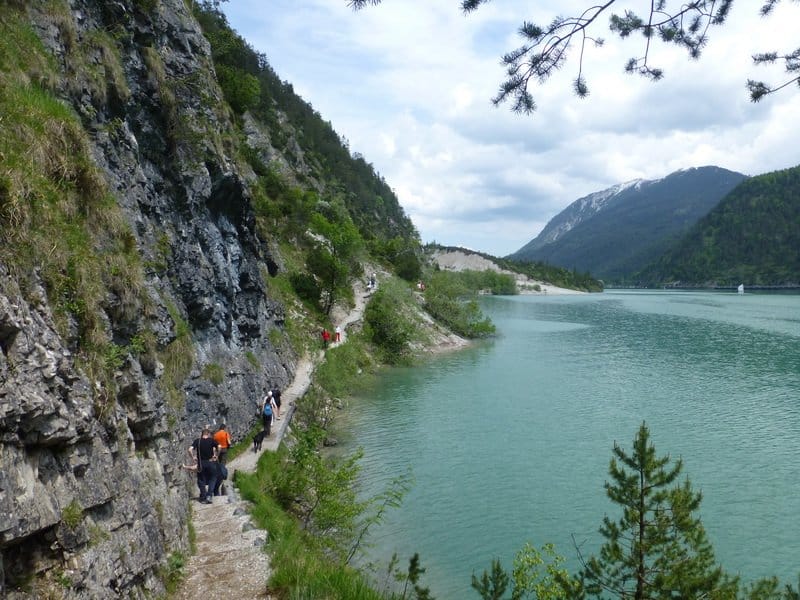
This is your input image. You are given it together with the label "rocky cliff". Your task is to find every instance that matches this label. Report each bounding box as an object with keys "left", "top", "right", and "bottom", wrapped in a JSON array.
[{"left": 0, "top": 1, "right": 300, "bottom": 597}]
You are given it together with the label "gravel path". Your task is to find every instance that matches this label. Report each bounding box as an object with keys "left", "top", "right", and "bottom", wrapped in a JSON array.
[{"left": 175, "top": 284, "right": 371, "bottom": 598}]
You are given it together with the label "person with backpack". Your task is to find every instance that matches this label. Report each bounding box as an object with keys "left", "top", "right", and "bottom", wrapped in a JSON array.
[
  {"left": 188, "top": 428, "right": 219, "bottom": 504},
  {"left": 261, "top": 391, "right": 277, "bottom": 436}
]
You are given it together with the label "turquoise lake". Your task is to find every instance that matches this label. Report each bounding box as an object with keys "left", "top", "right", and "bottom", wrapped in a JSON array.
[{"left": 336, "top": 290, "right": 800, "bottom": 598}]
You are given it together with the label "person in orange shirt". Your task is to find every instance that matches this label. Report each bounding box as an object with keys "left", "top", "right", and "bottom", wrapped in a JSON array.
[{"left": 213, "top": 424, "right": 232, "bottom": 465}]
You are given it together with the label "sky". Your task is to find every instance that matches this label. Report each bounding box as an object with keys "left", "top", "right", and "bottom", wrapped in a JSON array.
[{"left": 222, "top": 1, "right": 800, "bottom": 257}]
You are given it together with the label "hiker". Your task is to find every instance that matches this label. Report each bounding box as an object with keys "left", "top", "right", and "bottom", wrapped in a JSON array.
[
  {"left": 271, "top": 387, "right": 282, "bottom": 420},
  {"left": 212, "top": 460, "right": 228, "bottom": 496},
  {"left": 261, "top": 391, "right": 277, "bottom": 436},
  {"left": 213, "top": 424, "right": 232, "bottom": 465},
  {"left": 334, "top": 325, "right": 341, "bottom": 343},
  {"left": 189, "top": 428, "right": 219, "bottom": 504},
  {"left": 321, "top": 328, "right": 330, "bottom": 348}
]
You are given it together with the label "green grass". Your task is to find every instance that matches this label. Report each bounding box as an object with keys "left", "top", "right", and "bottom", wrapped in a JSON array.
[
  {"left": 61, "top": 500, "right": 83, "bottom": 529},
  {"left": 235, "top": 457, "right": 389, "bottom": 600},
  {"left": 0, "top": 9, "right": 149, "bottom": 414},
  {"left": 159, "top": 299, "right": 194, "bottom": 408},
  {"left": 245, "top": 350, "right": 260, "bottom": 369},
  {"left": 314, "top": 335, "right": 375, "bottom": 399},
  {"left": 160, "top": 551, "right": 186, "bottom": 594},
  {"left": 201, "top": 362, "right": 225, "bottom": 385}
]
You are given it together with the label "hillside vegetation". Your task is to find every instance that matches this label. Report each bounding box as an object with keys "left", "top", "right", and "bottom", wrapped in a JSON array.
[
  {"left": 637, "top": 165, "right": 800, "bottom": 287},
  {"left": 431, "top": 244, "right": 603, "bottom": 292},
  {"left": 509, "top": 166, "right": 746, "bottom": 283},
  {"left": 193, "top": 5, "right": 419, "bottom": 261}
]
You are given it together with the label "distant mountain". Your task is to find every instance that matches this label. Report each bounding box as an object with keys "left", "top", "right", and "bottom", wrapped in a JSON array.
[
  {"left": 636, "top": 164, "right": 800, "bottom": 287},
  {"left": 508, "top": 166, "right": 747, "bottom": 282}
]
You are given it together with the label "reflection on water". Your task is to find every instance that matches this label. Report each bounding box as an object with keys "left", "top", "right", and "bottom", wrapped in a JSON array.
[{"left": 337, "top": 291, "right": 800, "bottom": 599}]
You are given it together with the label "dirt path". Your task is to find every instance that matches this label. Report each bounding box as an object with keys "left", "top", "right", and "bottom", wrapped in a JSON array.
[
  {"left": 329, "top": 276, "right": 371, "bottom": 348},
  {"left": 175, "top": 285, "right": 371, "bottom": 598}
]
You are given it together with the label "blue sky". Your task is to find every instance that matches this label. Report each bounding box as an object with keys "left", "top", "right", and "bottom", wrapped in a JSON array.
[{"left": 223, "top": 1, "right": 800, "bottom": 256}]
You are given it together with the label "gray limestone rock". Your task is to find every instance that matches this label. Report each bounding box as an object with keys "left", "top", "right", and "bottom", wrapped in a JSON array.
[{"left": 0, "top": 0, "right": 297, "bottom": 597}]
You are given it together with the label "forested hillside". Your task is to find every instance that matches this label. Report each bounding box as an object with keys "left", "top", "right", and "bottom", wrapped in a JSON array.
[
  {"left": 194, "top": 5, "right": 419, "bottom": 255},
  {"left": 509, "top": 167, "right": 746, "bottom": 283},
  {"left": 637, "top": 165, "right": 800, "bottom": 287}
]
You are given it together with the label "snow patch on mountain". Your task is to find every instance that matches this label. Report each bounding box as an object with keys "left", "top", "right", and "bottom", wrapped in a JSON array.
[{"left": 538, "top": 179, "right": 643, "bottom": 245}]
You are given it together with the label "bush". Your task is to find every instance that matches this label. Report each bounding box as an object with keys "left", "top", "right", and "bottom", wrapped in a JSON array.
[
  {"left": 290, "top": 271, "right": 321, "bottom": 306},
  {"left": 423, "top": 272, "right": 496, "bottom": 339},
  {"left": 393, "top": 251, "right": 422, "bottom": 282},
  {"left": 364, "top": 287, "right": 413, "bottom": 364},
  {"left": 216, "top": 64, "right": 260, "bottom": 114},
  {"left": 61, "top": 500, "right": 83, "bottom": 529},
  {"left": 315, "top": 337, "right": 374, "bottom": 399}
]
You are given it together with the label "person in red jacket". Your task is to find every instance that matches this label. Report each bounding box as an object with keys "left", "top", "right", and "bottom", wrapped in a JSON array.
[{"left": 321, "top": 328, "right": 331, "bottom": 348}]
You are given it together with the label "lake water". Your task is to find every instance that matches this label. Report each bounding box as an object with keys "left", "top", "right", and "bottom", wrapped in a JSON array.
[{"left": 336, "top": 290, "right": 800, "bottom": 598}]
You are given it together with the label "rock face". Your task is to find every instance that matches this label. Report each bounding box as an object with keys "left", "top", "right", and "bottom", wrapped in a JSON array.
[{"left": 0, "top": 1, "right": 295, "bottom": 597}]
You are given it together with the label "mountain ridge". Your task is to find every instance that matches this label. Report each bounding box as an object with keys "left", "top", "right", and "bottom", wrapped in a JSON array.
[{"left": 508, "top": 166, "right": 748, "bottom": 282}]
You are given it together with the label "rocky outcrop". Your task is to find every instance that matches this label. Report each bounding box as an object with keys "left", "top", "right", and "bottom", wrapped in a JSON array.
[{"left": 0, "top": 1, "right": 295, "bottom": 597}]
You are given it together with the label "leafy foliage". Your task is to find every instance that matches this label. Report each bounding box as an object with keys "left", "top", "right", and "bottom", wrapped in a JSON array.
[
  {"left": 421, "top": 271, "right": 497, "bottom": 338},
  {"left": 313, "top": 335, "right": 375, "bottom": 401},
  {"left": 472, "top": 559, "right": 509, "bottom": 600},
  {"left": 637, "top": 165, "right": 800, "bottom": 287},
  {"left": 370, "top": 236, "right": 424, "bottom": 282},
  {"left": 472, "top": 544, "right": 579, "bottom": 600},
  {"left": 215, "top": 64, "right": 260, "bottom": 113},
  {"left": 364, "top": 283, "right": 415, "bottom": 364},
  {"left": 307, "top": 210, "right": 364, "bottom": 314},
  {"left": 441, "top": 269, "right": 517, "bottom": 295},
  {"left": 510, "top": 543, "right": 578, "bottom": 600}
]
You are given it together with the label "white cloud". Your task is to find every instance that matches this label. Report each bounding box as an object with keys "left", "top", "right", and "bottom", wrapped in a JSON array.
[{"left": 224, "top": 0, "right": 800, "bottom": 256}]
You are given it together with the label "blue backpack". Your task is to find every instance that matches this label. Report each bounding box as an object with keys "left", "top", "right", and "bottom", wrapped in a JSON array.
[{"left": 263, "top": 398, "right": 272, "bottom": 416}]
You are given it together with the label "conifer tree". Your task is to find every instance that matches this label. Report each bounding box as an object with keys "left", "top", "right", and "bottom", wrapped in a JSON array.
[{"left": 579, "top": 422, "right": 736, "bottom": 599}]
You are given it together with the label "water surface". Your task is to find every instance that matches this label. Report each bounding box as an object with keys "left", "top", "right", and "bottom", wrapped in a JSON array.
[{"left": 337, "top": 290, "right": 800, "bottom": 598}]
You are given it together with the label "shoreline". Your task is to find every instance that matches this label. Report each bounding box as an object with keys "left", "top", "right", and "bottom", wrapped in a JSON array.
[{"left": 430, "top": 248, "right": 587, "bottom": 295}]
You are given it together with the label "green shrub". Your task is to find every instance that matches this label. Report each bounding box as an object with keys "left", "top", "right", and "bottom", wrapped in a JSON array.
[
  {"left": 314, "top": 336, "right": 374, "bottom": 398},
  {"left": 216, "top": 64, "right": 260, "bottom": 114},
  {"left": 61, "top": 500, "right": 83, "bottom": 529},
  {"left": 161, "top": 551, "right": 186, "bottom": 594},
  {"left": 364, "top": 287, "right": 413, "bottom": 364},
  {"left": 393, "top": 250, "right": 422, "bottom": 282},
  {"left": 423, "top": 272, "right": 496, "bottom": 339},
  {"left": 290, "top": 271, "right": 321, "bottom": 307},
  {"left": 235, "top": 439, "right": 419, "bottom": 599}
]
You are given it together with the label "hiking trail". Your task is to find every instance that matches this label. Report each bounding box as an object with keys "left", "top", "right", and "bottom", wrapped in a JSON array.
[{"left": 174, "top": 278, "right": 373, "bottom": 598}]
